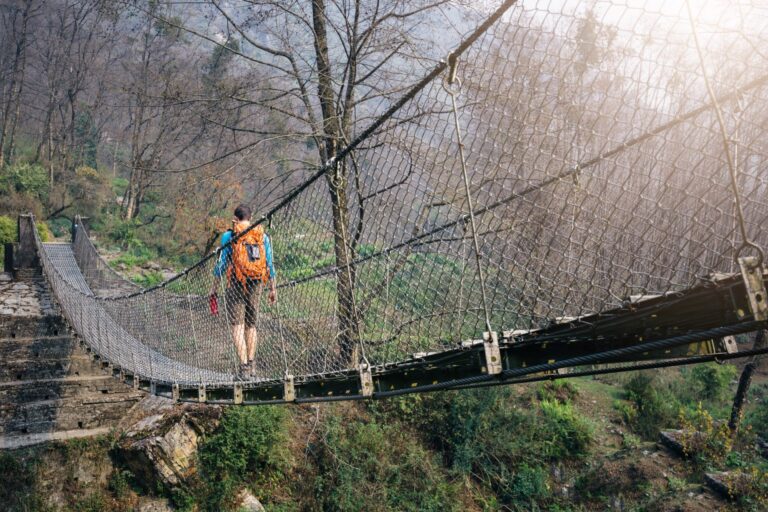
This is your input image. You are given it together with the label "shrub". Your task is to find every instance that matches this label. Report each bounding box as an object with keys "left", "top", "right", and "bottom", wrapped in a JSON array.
[
  {"left": 107, "top": 218, "right": 143, "bottom": 249},
  {"left": 503, "top": 464, "right": 550, "bottom": 505},
  {"left": 537, "top": 379, "right": 578, "bottom": 404},
  {"left": 538, "top": 400, "right": 594, "bottom": 460},
  {"left": 0, "top": 452, "right": 40, "bottom": 511},
  {"left": 314, "top": 417, "right": 461, "bottom": 512},
  {"left": 686, "top": 363, "right": 737, "bottom": 402},
  {"left": 0, "top": 215, "right": 16, "bottom": 263},
  {"left": 372, "top": 388, "right": 591, "bottom": 510},
  {"left": 108, "top": 469, "right": 134, "bottom": 499},
  {"left": 36, "top": 221, "right": 51, "bottom": 242},
  {"left": 196, "top": 406, "right": 288, "bottom": 511},
  {"left": 0, "top": 162, "right": 48, "bottom": 200},
  {"left": 746, "top": 399, "right": 768, "bottom": 440},
  {"left": 724, "top": 467, "right": 768, "bottom": 510},
  {"left": 678, "top": 403, "right": 733, "bottom": 468},
  {"left": 621, "top": 372, "right": 679, "bottom": 439}
]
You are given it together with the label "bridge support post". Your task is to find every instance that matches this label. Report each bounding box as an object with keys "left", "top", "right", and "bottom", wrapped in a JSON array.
[
  {"left": 172, "top": 383, "right": 180, "bottom": 401},
  {"left": 359, "top": 364, "right": 374, "bottom": 397},
  {"left": 738, "top": 256, "right": 768, "bottom": 321},
  {"left": 284, "top": 375, "right": 295, "bottom": 402},
  {"left": 483, "top": 331, "right": 502, "bottom": 375},
  {"left": 198, "top": 385, "right": 207, "bottom": 403},
  {"left": 233, "top": 384, "right": 243, "bottom": 404},
  {"left": 16, "top": 214, "right": 38, "bottom": 269}
]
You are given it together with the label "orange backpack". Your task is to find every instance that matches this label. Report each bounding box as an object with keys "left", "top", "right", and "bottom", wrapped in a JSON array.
[{"left": 229, "top": 222, "right": 268, "bottom": 286}]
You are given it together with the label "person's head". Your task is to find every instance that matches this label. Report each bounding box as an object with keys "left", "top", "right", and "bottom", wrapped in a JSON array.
[{"left": 233, "top": 204, "right": 251, "bottom": 222}]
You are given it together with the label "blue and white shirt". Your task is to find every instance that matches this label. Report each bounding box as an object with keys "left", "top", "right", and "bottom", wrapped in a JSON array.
[{"left": 213, "top": 229, "right": 275, "bottom": 280}]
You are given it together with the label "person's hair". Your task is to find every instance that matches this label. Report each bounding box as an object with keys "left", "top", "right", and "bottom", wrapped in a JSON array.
[{"left": 234, "top": 204, "right": 251, "bottom": 221}]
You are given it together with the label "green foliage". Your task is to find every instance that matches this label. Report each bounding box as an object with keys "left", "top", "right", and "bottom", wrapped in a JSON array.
[
  {"left": 36, "top": 221, "right": 51, "bottom": 242},
  {"left": 314, "top": 416, "right": 461, "bottom": 512},
  {"left": 206, "top": 37, "right": 240, "bottom": 77},
  {"left": 371, "top": 388, "right": 592, "bottom": 510},
  {"left": 112, "top": 177, "right": 129, "bottom": 195},
  {"left": 746, "top": 397, "right": 768, "bottom": 440},
  {"left": 679, "top": 403, "right": 733, "bottom": 469},
  {"left": 0, "top": 452, "right": 42, "bottom": 512},
  {"left": 273, "top": 223, "right": 335, "bottom": 281},
  {"left": 538, "top": 400, "right": 594, "bottom": 460},
  {"left": 536, "top": 379, "right": 578, "bottom": 403},
  {"left": 503, "top": 464, "right": 550, "bottom": 505},
  {"left": 687, "top": 363, "right": 737, "bottom": 402},
  {"left": 195, "top": 406, "right": 288, "bottom": 511},
  {"left": 70, "top": 492, "right": 107, "bottom": 512},
  {"left": 0, "top": 162, "right": 48, "bottom": 200},
  {"left": 724, "top": 467, "right": 768, "bottom": 511},
  {"left": 620, "top": 372, "right": 680, "bottom": 439},
  {"left": 132, "top": 270, "right": 163, "bottom": 288},
  {"left": 0, "top": 215, "right": 16, "bottom": 262},
  {"left": 107, "top": 469, "right": 134, "bottom": 499}
]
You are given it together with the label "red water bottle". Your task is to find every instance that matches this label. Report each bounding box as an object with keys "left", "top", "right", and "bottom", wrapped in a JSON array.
[{"left": 209, "top": 293, "right": 219, "bottom": 316}]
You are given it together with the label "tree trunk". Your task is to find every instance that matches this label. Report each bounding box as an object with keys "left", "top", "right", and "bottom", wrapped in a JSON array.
[
  {"left": 6, "top": 29, "right": 29, "bottom": 166},
  {"left": 729, "top": 330, "right": 767, "bottom": 433},
  {"left": 0, "top": 1, "right": 31, "bottom": 169},
  {"left": 312, "top": 0, "right": 359, "bottom": 365}
]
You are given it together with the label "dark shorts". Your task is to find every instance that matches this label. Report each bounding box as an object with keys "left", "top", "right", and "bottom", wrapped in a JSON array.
[{"left": 225, "top": 280, "right": 263, "bottom": 327}]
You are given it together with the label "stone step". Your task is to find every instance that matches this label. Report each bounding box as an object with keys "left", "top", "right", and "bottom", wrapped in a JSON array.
[
  {"left": 0, "top": 375, "right": 136, "bottom": 403},
  {"left": 0, "top": 314, "right": 67, "bottom": 338},
  {"left": 13, "top": 268, "right": 43, "bottom": 279},
  {"left": 0, "top": 354, "right": 110, "bottom": 382},
  {"left": 0, "top": 427, "right": 112, "bottom": 450},
  {"left": 0, "top": 393, "right": 143, "bottom": 435},
  {"left": 0, "top": 335, "right": 79, "bottom": 359}
]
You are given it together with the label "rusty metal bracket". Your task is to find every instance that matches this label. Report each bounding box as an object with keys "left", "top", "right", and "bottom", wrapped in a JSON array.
[
  {"left": 719, "top": 336, "right": 739, "bottom": 354},
  {"left": 739, "top": 256, "right": 768, "bottom": 321},
  {"left": 284, "top": 375, "right": 296, "bottom": 402},
  {"left": 359, "top": 363, "right": 374, "bottom": 397},
  {"left": 483, "top": 331, "right": 502, "bottom": 375}
]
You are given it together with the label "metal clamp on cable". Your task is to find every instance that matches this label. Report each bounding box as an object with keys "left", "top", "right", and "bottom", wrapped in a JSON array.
[
  {"left": 483, "top": 331, "right": 502, "bottom": 375},
  {"left": 359, "top": 363, "right": 374, "bottom": 397},
  {"left": 284, "top": 375, "right": 296, "bottom": 402},
  {"left": 738, "top": 256, "right": 768, "bottom": 322}
]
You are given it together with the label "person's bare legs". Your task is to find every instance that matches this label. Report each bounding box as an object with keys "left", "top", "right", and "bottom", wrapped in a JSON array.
[
  {"left": 246, "top": 327, "right": 257, "bottom": 361},
  {"left": 233, "top": 323, "right": 247, "bottom": 365},
  {"left": 246, "top": 284, "right": 262, "bottom": 369}
]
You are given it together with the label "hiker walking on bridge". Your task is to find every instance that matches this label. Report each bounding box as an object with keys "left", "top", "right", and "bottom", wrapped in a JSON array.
[{"left": 210, "top": 205, "right": 277, "bottom": 376}]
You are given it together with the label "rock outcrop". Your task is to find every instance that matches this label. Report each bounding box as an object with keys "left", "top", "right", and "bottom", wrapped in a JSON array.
[{"left": 115, "top": 403, "right": 221, "bottom": 489}]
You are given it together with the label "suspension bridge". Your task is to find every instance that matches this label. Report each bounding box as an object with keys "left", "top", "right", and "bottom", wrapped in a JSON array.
[{"left": 16, "top": 0, "right": 768, "bottom": 405}]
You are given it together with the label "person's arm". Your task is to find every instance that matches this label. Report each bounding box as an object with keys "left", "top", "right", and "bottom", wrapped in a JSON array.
[
  {"left": 210, "top": 230, "right": 232, "bottom": 296},
  {"left": 265, "top": 233, "right": 277, "bottom": 303}
]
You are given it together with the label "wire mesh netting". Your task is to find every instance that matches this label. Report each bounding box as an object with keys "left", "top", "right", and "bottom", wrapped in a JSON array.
[{"left": 33, "top": 0, "right": 768, "bottom": 387}]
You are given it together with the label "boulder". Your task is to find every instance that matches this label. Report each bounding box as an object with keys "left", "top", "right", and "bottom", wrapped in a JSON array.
[
  {"left": 238, "top": 489, "right": 266, "bottom": 512},
  {"left": 115, "top": 404, "right": 221, "bottom": 490},
  {"left": 137, "top": 497, "right": 174, "bottom": 512}
]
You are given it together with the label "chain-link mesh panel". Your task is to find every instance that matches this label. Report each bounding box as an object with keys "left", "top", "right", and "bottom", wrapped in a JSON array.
[{"left": 32, "top": 0, "right": 768, "bottom": 388}]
